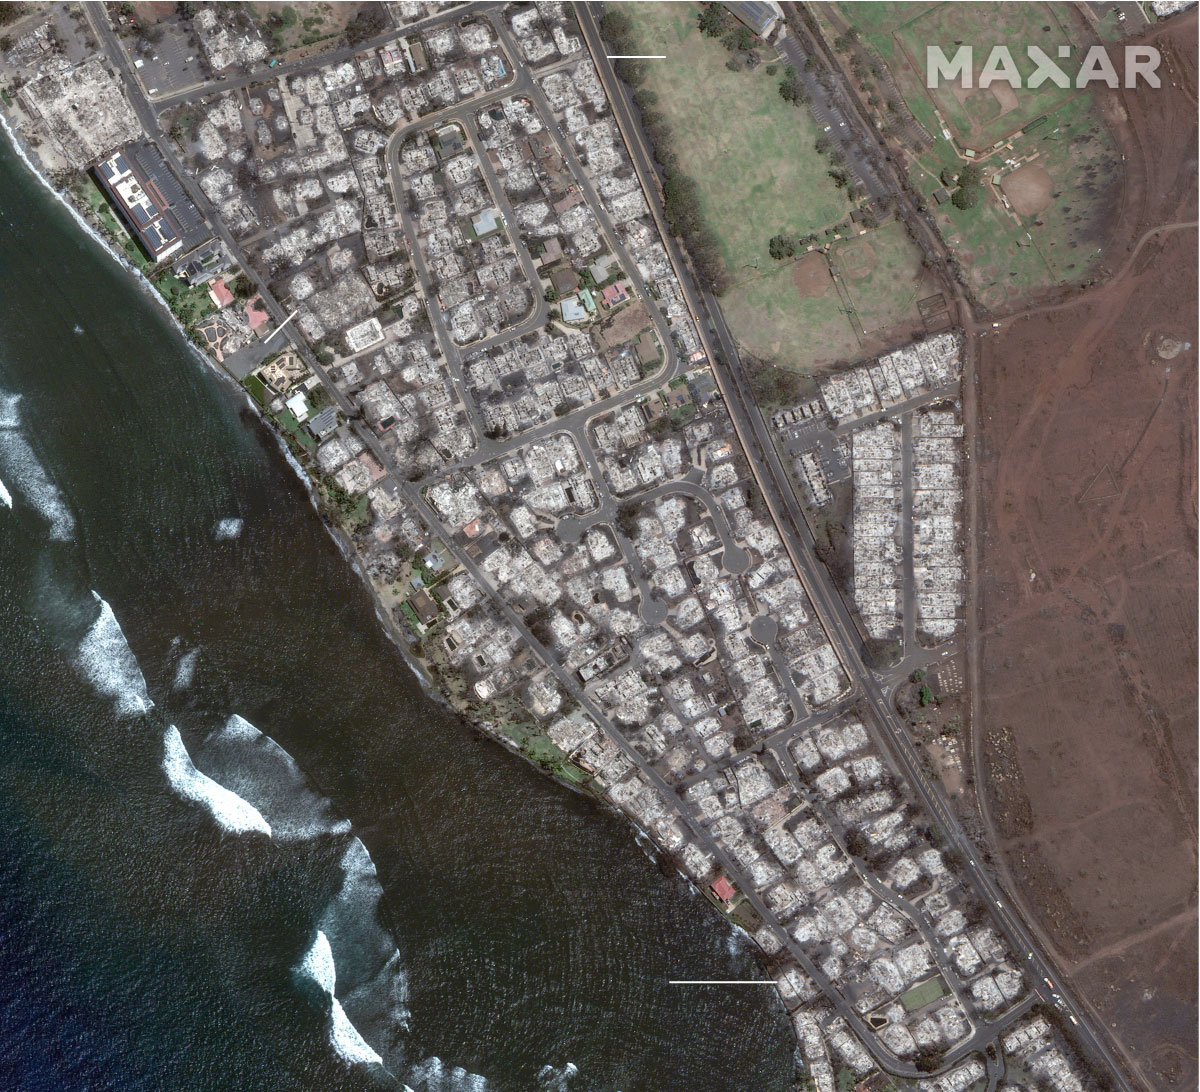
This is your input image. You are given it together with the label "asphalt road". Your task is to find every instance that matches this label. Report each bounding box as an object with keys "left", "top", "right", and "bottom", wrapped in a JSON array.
[
  {"left": 576, "top": 5, "right": 1136, "bottom": 1089},
  {"left": 143, "top": 2, "right": 490, "bottom": 112},
  {"left": 86, "top": 0, "right": 1137, "bottom": 1084}
]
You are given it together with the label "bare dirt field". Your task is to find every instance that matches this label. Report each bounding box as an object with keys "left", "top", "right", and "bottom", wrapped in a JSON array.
[
  {"left": 791, "top": 251, "right": 835, "bottom": 298},
  {"left": 1001, "top": 163, "right": 1053, "bottom": 218},
  {"left": 974, "top": 14, "right": 1198, "bottom": 1091}
]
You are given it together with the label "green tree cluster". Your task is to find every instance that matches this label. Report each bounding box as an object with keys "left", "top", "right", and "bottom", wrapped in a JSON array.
[
  {"left": 778, "top": 65, "right": 806, "bottom": 105},
  {"left": 767, "top": 231, "right": 818, "bottom": 260},
  {"left": 944, "top": 162, "right": 984, "bottom": 210}
]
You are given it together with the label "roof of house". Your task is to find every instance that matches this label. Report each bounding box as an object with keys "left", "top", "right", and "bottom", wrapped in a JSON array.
[
  {"left": 588, "top": 254, "right": 617, "bottom": 282},
  {"left": 208, "top": 277, "right": 234, "bottom": 308},
  {"left": 710, "top": 876, "right": 737, "bottom": 901},
  {"left": 560, "top": 296, "right": 588, "bottom": 323},
  {"left": 306, "top": 406, "right": 338, "bottom": 437},
  {"left": 537, "top": 237, "right": 564, "bottom": 266},
  {"left": 246, "top": 296, "right": 271, "bottom": 331},
  {"left": 285, "top": 391, "right": 309, "bottom": 422},
  {"left": 471, "top": 207, "right": 499, "bottom": 237},
  {"left": 601, "top": 281, "right": 629, "bottom": 306},
  {"left": 550, "top": 266, "right": 580, "bottom": 294},
  {"left": 409, "top": 589, "right": 440, "bottom": 626},
  {"left": 723, "top": 1, "right": 780, "bottom": 37}
]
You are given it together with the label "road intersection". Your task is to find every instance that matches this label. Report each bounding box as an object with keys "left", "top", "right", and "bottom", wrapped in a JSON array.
[{"left": 84, "top": 1, "right": 1136, "bottom": 1086}]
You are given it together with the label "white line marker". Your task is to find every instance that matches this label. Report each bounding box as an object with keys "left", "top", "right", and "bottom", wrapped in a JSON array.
[
  {"left": 263, "top": 309, "right": 299, "bottom": 344},
  {"left": 667, "top": 984, "right": 777, "bottom": 993},
  {"left": 606, "top": 54, "right": 667, "bottom": 59}
]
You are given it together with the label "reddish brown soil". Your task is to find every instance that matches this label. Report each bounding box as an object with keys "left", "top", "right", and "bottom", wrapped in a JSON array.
[
  {"left": 1001, "top": 163, "right": 1053, "bottom": 218},
  {"left": 974, "top": 12, "right": 1198, "bottom": 1092},
  {"left": 791, "top": 251, "right": 834, "bottom": 297}
]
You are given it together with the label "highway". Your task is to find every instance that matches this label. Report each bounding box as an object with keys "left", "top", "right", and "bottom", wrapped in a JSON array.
[
  {"left": 86, "top": 0, "right": 1136, "bottom": 1084},
  {"left": 576, "top": 6, "right": 1136, "bottom": 1091}
]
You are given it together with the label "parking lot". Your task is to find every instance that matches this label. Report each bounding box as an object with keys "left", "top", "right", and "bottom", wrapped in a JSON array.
[{"left": 131, "top": 22, "right": 204, "bottom": 98}]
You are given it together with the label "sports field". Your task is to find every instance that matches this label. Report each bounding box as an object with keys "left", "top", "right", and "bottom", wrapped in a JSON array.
[
  {"left": 899, "top": 976, "right": 945, "bottom": 1012},
  {"left": 893, "top": 2, "right": 1077, "bottom": 148},
  {"left": 721, "top": 256, "right": 862, "bottom": 368},
  {"left": 925, "top": 93, "right": 1122, "bottom": 307},
  {"left": 831, "top": 221, "right": 936, "bottom": 339},
  {"left": 625, "top": 4, "right": 858, "bottom": 366},
  {"left": 836, "top": 1, "right": 1124, "bottom": 309}
]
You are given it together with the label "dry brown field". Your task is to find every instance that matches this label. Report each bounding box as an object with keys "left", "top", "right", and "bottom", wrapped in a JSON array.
[{"left": 975, "top": 13, "right": 1198, "bottom": 1091}]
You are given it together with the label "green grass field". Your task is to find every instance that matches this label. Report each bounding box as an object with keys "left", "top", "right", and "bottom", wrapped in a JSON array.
[
  {"left": 838, "top": 1, "right": 1124, "bottom": 310},
  {"left": 626, "top": 4, "right": 860, "bottom": 366},
  {"left": 628, "top": 4, "right": 855, "bottom": 270},
  {"left": 721, "top": 260, "right": 862, "bottom": 368},
  {"left": 899, "top": 976, "right": 946, "bottom": 1011},
  {"left": 928, "top": 92, "right": 1121, "bottom": 307},
  {"left": 832, "top": 220, "right": 932, "bottom": 338},
  {"left": 892, "top": 2, "right": 1077, "bottom": 147}
]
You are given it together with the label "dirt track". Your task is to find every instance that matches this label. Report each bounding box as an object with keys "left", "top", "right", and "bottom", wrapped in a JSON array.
[{"left": 974, "top": 12, "right": 1198, "bottom": 1092}]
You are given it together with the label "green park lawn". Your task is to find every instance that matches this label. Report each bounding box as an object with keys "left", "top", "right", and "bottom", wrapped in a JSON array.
[
  {"left": 832, "top": 220, "right": 932, "bottom": 339},
  {"left": 627, "top": 3, "right": 855, "bottom": 272},
  {"left": 721, "top": 262, "right": 862, "bottom": 368},
  {"left": 837, "top": 1, "right": 1124, "bottom": 310},
  {"left": 626, "top": 3, "right": 860, "bottom": 367}
]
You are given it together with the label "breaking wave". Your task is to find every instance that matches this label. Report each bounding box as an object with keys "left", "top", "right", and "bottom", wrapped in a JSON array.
[
  {"left": 0, "top": 390, "right": 18, "bottom": 429},
  {"left": 0, "top": 391, "right": 75, "bottom": 540},
  {"left": 299, "top": 930, "right": 384, "bottom": 1070},
  {"left": 406, "top": 1057, "right": 490, "bottom": 1092},
  {"left": 77, "top": 592, "right": 152, "bottom": 718},
  {"left": 213, "top": 517, "right": 244, "bottom": 541},
  {"left": 0, "top": 475, "right": 11, "bottom": 509},
  {"left": 191, "top": 714, "right": 411, "bottom": 1073},
  {"left": 172, "top": 647, "right": 200, "bottom": 690},
  {"left": 193, "top": 714, "right": 350, "bottom": 842},
  {"left": 537, "top": 1062, "right": 580, "bottom": 1092},
  {"left": 161, "top": 725, "right": 272, "bottom": 837},
  {"left": 62, "top": 594, "right": 501, "bottom": 1087}
]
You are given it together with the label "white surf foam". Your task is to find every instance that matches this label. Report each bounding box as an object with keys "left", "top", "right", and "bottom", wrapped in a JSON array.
[
  {"left": 218, "top": 712, "right": 262, "bottom": 744},
  {"left": 172, "top": 648, "right": 200, "bottom": 691},
  {"left": 0, "top": 476, "right": 11, "bottom": 509},
  {"left": 199, "top": 714, "right": 352, "bottom": 841},
  {"left": 77, "top": 593, "right": 152, "bottom": 717},
  {"left": 213, "top": 517, "right": 244, "bottom": 541},
  {"left": 299, "top": 930, "right": 383, "bottom": 1069},
  {"left": 162, "top": 725, "right": 272, "bottom": 837},
  {"left": 0, "top": 416, "right": 76, "bottom": 540},
  {"left": 407, "top": 1056, "right": 490, "bottom": 1091},
  {"left": 0, "top": 391, "right": 19, "bottom": 430},
  {"left": 192, "top": 717, "right": 406, "bottom": 1065},
  {"left": 536, "top": 1062, "right": 580, "bottom": 1091}
]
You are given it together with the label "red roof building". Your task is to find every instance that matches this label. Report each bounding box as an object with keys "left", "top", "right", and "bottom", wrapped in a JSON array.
[
  {"left": 207, "top": 277, "right": 234, "bottom": 309},
  {"left": 710, "top": 876, "right": 737, "bottom": 902},
  {"left": 246, "top": 295, "right": 270, "bottom": 331},
  {"left": 601, "top": 281, "right": 630, "bottom": 308}
]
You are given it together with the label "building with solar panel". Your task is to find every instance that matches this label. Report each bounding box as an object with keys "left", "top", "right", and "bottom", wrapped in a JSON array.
[{"left": 93, "top": 141, "right": 209, "bottom": 262}]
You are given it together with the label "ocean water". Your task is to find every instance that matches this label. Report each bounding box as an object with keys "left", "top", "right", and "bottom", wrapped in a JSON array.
[{"left": 0, "top": 135, "right": 795, "bottom": 1091}]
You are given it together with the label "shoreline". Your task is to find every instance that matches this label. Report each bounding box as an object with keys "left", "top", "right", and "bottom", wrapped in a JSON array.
[
  {"left": 0, "top": 117, "right": 591, "bottom": 795},
  {"left": 0, "top": 104, "right": 785, "bottom": 1037}
]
